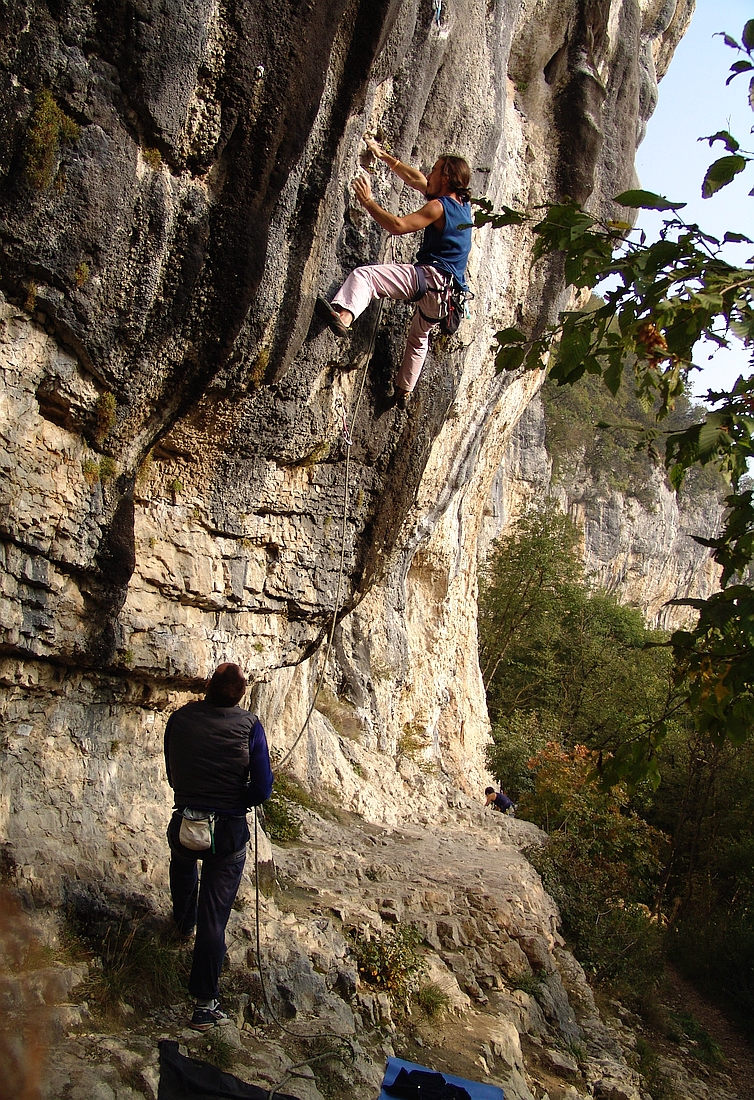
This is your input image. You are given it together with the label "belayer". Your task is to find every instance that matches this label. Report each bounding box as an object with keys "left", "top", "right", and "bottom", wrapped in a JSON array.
[{"left": 317, "top": 136, "right": 472, "bottom": 407}]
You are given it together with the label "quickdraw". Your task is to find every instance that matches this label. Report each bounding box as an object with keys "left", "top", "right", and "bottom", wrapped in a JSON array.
[{"left": 334, "top": 395, "right": 354, "bottom": 447}]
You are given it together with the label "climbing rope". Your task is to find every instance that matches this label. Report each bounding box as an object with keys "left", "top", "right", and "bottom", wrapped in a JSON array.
[
  {"left": 276, "top": 283, "right": 386, "bottom": 770},
  {"left": 258, "top": 269, "right": 390, "bottom": 1094},
  {"left": 252, "top": 203, "right": 403, "bottom": 1100}
]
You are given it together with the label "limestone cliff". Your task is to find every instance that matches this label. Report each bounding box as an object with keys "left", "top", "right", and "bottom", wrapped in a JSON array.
[
  {"left": 0, "top": 0, "right": 698, "bottom": 893},
  {"left": 485, "top": 392, "right": 725, "bottom": 630},
  {"left": 2, "top": 6, "right": 736, "bottom": 1098}
]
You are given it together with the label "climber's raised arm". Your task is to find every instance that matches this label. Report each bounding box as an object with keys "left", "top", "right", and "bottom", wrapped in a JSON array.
[
  {"left": 352, "top": 172, "right": 442, "bottom": 236},
  {"left": 364, "top": 136, "right": 429, "bottom": 193}
]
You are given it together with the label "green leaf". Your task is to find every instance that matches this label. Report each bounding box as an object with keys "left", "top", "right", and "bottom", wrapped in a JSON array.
[
  {"left": 743, "top": 19, "right": 754, "bottom": 50},
  {"left": 723, "top": 231, "right": 753, "bottom": 244},
  {"left": 702, "top": 155, "right": 747, "bottom": 198},
  {"left": 472, "top": 204, "right": 528, "bottom": 229},
  {"left": 495, "top": 327, "right": 527, "bottom": 344},
  {"left": 495, "top": 344, "right": 526, "bottom": 373},
  {"left": 696, "top": 416, "right": 730, "bottom": 459},
  {"left": 700, "top": 131, "right": 740, "bottom": 153},
  {"left": 603, "top": 359, "right": 622, "bottom": 396},
  {"left": 525, "top": 345, "right": 545, "bottom": 372},
  {"left": 726, "top": 59, "right": 754, "bottom": 83},
  {"left": 614, "top": 189, "right": 686, "bottom": 211}
]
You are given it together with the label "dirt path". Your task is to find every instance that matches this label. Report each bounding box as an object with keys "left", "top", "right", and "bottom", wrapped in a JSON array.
[{"left": 658, "top": 967, "right": 754, "bottom": 1100}]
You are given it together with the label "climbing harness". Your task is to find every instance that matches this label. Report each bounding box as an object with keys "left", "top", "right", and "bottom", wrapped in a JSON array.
[{"left": 413, "top": 264, "right": 474, "bottom": 336}]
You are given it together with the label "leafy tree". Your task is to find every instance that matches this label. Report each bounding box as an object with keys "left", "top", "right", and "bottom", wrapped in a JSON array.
[
  {"left": 478, "top": 504, "right": 582, "bottom": 698},
  {"left": 481, "top": 504, "right": 678, "bottom": 790},
  {"left": 475, "top": 20, "right": 754, "bottom": 779},
  {"left": 522, "top": 742, "right": 666, "bottom": 996},
  {"left": 541, "top": 353, "right": 730, "bottom": 506}
]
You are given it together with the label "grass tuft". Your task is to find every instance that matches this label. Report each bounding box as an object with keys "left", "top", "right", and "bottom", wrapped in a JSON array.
[
  {"left": 95, "top": 392, "right": 116, "bottom": 441},
  {"left": 66, "top": 904, "right": 191, "bottom": 1020},
  {"left": 416, "top": 982, "right": 451, "bottom": 1018}
]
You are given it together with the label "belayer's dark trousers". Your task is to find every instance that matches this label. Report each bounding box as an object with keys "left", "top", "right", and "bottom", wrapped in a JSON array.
[{"left": 167, "top": 813, "right": 249, "bottom": 1001}]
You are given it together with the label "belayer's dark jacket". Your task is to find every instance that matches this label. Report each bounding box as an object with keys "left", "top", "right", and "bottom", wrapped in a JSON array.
[{"left": 164, "top": 700, "right": 273, "bottom": 814}]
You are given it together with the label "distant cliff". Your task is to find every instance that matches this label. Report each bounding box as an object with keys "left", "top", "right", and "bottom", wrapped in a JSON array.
[{"left": 484, "top": 374, "right": 724, "bottom": 630}]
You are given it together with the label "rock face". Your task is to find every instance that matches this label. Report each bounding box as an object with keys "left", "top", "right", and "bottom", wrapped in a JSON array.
[
  {"left": 486, "top": 394, "right": 724, "bottom": 630},
  {"left": 0, "top": 9, "right": 731, "bottom": 1098},
  {"left": 3, "top": 800, "right": 743, "bottom": 1100},
  {"left": 0, "top": 0, "right": 697, "bottom": 892}
]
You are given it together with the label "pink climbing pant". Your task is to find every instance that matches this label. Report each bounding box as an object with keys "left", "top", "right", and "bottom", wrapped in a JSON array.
[{"left": 332, "top": 262, "right": 447, "bottom": 393}]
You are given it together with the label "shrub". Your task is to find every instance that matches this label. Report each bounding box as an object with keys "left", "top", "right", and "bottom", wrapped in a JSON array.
[
  {"left": 485, "top": 711, "right": 550, "bottom": 801},
  {"left": 349, "top": 923, "right": 426, "bottom": 1010},
  {"left": 522, "top": 742, "right": 666, "bottom": 1001},
  {"left": 397, "top": 724, "right": 433, "bottom": 773},
  {"left": 82, "top": 458, "right": 100, "bottom": 485},
  {"left": 263, "top": 771, "right": 321, "bottom": 842},
  {"left": 263, "top": 789, "right": 302, "bottom": 843},
  {"left": 509, "top": 970, "right": 542, "bottom": 997}
]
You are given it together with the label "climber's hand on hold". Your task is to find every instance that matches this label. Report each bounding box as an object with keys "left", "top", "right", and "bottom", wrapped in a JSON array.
[
  {"left": 364, "top": 135, "right": 388, "bottom": 161},
  {"left": 352, "top": 172, "right": 373, "bottom": 208}
]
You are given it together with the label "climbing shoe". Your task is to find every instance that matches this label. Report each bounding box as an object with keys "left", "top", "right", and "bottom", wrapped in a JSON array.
[
  {"left": 190, "top": 1000, "right": 231, "bottom": 1031},
  {"left": 394, "top": 387, "right": 412, "bottom": 410},
  {"left": 315, "top": 296, "right": 350, "bottom": 337}
]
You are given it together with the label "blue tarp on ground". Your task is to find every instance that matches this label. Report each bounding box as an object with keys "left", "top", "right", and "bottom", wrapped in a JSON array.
[{"left": 379, "top": 1056, "right": 505, "bottom": 1100}]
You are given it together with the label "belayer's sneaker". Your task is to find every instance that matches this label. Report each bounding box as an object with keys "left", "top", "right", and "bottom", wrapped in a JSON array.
[
  {"left": 315, "top": 295, "right": 350, "bottom": 337},
  {"left": 190, "top": 1000, "right": 232, "bottom": 1031}
]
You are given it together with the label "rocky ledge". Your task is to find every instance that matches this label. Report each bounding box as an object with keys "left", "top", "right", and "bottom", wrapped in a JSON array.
[{"left": 2, "top": 796, "right": 743, "bottom": 1100}]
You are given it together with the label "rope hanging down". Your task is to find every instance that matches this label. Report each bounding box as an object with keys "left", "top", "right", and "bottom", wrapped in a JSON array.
[
  {"left": 253, "top": 213, "right": 400, "bottom": 1100},
  {"left": 276, "top": 293, "right": 384, "bottom": 770}
]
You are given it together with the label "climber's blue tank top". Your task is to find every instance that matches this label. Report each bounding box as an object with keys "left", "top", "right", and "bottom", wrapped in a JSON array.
[{"left": 415, "top": 195, "right": 472, "bottom": 290}]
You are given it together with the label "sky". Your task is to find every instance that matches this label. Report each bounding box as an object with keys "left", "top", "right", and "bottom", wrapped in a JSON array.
[{"left": 633, "top": 0, "right": 753, "bottom": 399}]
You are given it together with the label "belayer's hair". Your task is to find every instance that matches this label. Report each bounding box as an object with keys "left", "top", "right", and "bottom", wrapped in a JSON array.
[
  {"left": 206, "top": 662, "right": 247, "bottom": 707},
  {"left": 485, "top": 787, "right": 495, "bottom": 795},
  {"left": 440, "top": 155, "right": 472, "bottom": 202}
]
